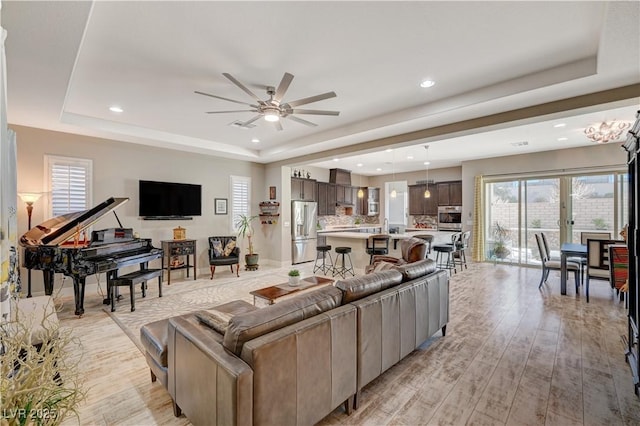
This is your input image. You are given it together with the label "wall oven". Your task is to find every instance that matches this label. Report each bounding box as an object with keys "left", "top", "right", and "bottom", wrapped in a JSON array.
[
  {"left": 438, "top": 206, "right": 462, "bottom": 231},
  {"left": 367, "top": 201, "right": 379, "bottom": 216}
]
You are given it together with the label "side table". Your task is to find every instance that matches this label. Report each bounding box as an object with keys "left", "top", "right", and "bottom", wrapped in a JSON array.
[{"left": 161, "top": 239, "right": 196, "bottom": 285}]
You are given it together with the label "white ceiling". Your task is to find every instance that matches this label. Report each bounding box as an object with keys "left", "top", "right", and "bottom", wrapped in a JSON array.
[{"left": 3, "top": 1, "right": 639, "bottom": 173}]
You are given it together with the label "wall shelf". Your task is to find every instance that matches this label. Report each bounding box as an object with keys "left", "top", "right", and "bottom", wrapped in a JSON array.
[{"left": 259, "top": 202, "right": 280, "bottom": 224}]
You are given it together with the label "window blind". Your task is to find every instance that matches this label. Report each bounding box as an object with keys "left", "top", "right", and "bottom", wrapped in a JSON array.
[
  {"left": 230, "top": 175, "right": 251, "bottom": 231},
  {"left": 45, "top": 156, "right": 92, "bottom": 217}
]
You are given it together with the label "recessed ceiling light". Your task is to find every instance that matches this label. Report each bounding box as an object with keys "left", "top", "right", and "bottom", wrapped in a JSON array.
[
  {"left": 553, "top": 123, "right": 566, "bottom": 128},
  {"left": 558, "top": 137, "right": 568, "bottom": 141},
  {"left": 420, "top": 80, "right": 435, "bottom": 88},
  {"left": 376, "top": 168, "right": 382, "bottom": 171},
  {"left": 333, "top": 158, "right": 340, "bottom": 162},
  {"left": 407, "top": 155, "right": 414, "bottom": 160},
  {"left": 251, "top": 138, "right": 260, "bottom": 143},
  {"left": 356, "top": 163, "right": 363, "bottom": 167},
  {"left": 385, "top": 148, "right": 393, "bottom": 153},
  {"left": 109, "top": 106, "right": 123, "bottom": 113},
  {"left": 423, "top": 161, "right": 431, "bottom": 165}
]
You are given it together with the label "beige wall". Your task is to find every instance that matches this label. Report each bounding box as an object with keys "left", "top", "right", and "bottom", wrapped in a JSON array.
[{"left": 12, "top": 125, "right": 275, "bottom": 295}]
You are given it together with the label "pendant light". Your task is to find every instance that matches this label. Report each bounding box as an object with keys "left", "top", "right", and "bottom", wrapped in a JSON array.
[
  {"left": 423, "top": 145, "right": 431, "bottom": 198},
  {"left": 357, "top": 160, "right": 364, "bottom": 198}
]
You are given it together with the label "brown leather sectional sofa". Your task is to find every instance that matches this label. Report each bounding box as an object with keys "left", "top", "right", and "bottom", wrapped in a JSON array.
[{"left": 146, "top": 258, "right": 449, "bottom": 426}]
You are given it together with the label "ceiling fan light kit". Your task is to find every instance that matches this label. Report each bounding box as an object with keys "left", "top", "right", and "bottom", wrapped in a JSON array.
[{"left": 196, "top": 72, "right": 339, "bottom": 131}]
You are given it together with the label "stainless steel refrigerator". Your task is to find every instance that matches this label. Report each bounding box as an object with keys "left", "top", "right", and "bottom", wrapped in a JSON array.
[{"left": 291, "top": 200, "right": 318, "bottom": 264}]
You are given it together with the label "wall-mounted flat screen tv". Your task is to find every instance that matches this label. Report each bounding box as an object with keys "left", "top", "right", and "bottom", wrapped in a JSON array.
[{"left": 139, "top": 180, "right": 202, "bottom": 219}]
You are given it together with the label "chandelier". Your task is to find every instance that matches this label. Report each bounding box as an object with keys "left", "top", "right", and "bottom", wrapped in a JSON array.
[{"left": 584, "top": 120, "right": 631, "bottom": 144}]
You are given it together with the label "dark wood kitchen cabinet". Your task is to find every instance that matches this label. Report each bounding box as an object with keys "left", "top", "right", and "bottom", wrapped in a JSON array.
[
  {"left": 316, "top": 182, "right": 336, "bottom": 216},
  {"left": 336, "top": 185, "right": 353, "bottom": 205},
  {"left": 291, "top": 178, "right": 317, "bottom": 201},
  {"left": 409, "top": 183, "right": 438, "bottom": 215},
  {"left": 437, "top": 181, "right": 462, "bottom": 206}
]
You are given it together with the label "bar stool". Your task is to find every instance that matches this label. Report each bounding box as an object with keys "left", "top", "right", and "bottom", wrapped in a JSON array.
[
  {"left": 452, "top": 231, "right": 470, "bottom": 270},
  {"left": 366, "top": 234, "right": 390, "bottom": 264},
  {"left": 313, "top": 245, "right": 334, "bottom": 275},
  {"left": 433, "top": 233, "right": 461, "bottom": 275},
  {"left": 333, "top": 246, "right": 355, "bottom": 278}
]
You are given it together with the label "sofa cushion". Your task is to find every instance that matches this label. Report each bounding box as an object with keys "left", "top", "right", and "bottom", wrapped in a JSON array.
[
  {"left": 393, "top": 259, "right": 437, "bottom": 281},
  {"left": 335, "top": 270, "right": 403, "bottom": 304},
  {"left": 196, "top": 309, "right": 233, "bottom": 334},
  {"left": 211, "top": 239, "right": 224, "bottom": 256},
  {"left": 223, "top": 286, "right": 343, "bottom": 356},
  {"left": 223, "top": 239, "right": 236, "bottom": 256}
]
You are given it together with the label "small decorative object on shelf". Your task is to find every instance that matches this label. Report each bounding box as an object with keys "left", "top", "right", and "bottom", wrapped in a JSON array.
[
  {"left": 173, "top": 226, "right": 186, "bottom": 240},
  {"left": 306, "top": 171, "right": 311, "bottom": 179}
]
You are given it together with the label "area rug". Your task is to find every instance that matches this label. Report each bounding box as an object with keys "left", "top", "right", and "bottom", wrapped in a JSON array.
[{"left": 105, "top": 264, "right": 319, "bottom": 352}]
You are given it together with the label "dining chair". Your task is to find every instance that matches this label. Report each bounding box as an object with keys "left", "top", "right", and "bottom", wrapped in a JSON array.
[
  {"left": 534, "top": 234, "right": 580, "bottom": 291},
  {"left": 541, "top": 232, "right": 584, "bottom": 285},
  {"left": 585, "top": 238, "right": 623, "bottom": 302},
  {"left": 609, "top": 244, "right": 629, "bottom": 306},
  {"left": 580, "top": 231, "right": 612, "bottom": 244}
]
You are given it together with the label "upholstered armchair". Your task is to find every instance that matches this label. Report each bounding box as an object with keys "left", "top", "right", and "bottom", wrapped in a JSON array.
[
  {"left": 365, "top": 237, "right": 427, "bottom": 273},
  {"left": 208, "top": 236, "right": 240, "bottom": 279}
]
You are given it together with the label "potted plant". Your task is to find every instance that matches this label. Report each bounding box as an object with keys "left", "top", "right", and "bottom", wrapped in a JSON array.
[
  {"left": 492, "top": 222, "right": 511, "bottom": 260},
  {"left": 235, "top": 214, "right": 260, "bottom": 270},
  {"left": 288, "top": 269, "right": 301, "bottom": 286}
]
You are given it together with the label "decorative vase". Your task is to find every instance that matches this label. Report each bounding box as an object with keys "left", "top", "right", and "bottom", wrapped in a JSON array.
[{"left": 288, "top": 276, "right": 300, "bottom": 286}]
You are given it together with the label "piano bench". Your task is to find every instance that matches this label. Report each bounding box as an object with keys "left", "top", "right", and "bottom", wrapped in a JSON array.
[{"left": 110, "top": 268, "right": 162, "bottom": 312}]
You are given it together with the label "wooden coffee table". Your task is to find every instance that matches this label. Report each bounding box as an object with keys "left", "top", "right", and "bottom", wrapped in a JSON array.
[{"left": 250, "top": 276, "right": 334, "bottom": 305}]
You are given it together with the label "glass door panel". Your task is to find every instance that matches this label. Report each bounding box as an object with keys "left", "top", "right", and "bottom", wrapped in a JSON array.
[
  {"left": 569, "top": 174, "right": 616, "bottom": 243},
  {"left": 523, "top": 178, "right": 560, "bottom": 263},
  {"left": 486, "top": 181, "right": 519, "bottom": 263}
]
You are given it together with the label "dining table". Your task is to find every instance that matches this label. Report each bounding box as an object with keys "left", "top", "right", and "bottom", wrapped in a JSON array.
[{"left": 560, "top": 242, "right": 587, "bottom": 295}]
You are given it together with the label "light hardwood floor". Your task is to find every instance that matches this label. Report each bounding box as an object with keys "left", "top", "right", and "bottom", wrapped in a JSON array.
[{"left": 56, "top": 262, "right": 640, "bottom": 425}]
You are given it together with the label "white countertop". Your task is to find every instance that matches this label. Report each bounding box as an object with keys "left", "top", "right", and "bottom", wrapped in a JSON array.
[
  {"left": 318, "top": 224, "right": 382, "bottom": 234},
  {"left": 322, "top": 230, "right": 455, "bottom": 240}
]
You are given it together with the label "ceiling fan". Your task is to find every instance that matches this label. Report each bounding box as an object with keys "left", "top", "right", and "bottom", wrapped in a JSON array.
[{"left": 195, "top": 72, "right": 339, "bottom": 131}]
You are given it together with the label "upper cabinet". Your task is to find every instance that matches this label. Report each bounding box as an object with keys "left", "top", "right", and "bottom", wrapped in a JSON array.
[
  {"left": 437, "top": 181, "right": 462, "bottom": 206},
  {"left": 409, "top": 183, "right": 438, "bottom": 215},
  {"left": 316, "top": 182, "right": 336, "bottom": 215},
  {"left": 291, "top": 178, "right": 317, "bottom": 201}
]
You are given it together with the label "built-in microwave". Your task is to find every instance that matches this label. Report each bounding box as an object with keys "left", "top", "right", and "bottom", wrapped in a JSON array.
[
  {"left": 438, "top": 205, "right": 462, "bottom": 230},
  {"left": 367, "top": 201, "right": 379, "bottom": 216}
]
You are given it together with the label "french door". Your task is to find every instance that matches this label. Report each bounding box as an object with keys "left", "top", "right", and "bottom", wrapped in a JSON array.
[{"left": 485, "top": 171, "right": 626, "bottom": 265}]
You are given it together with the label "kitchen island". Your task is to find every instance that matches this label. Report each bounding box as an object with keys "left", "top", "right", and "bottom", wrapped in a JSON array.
[{"left": 319, "top": 230, "right": 456, "bottom": 272}]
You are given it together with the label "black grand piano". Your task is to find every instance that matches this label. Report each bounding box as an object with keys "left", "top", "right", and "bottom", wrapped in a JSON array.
[{"left": 20, "top": 197, "right": 163, "bottom": 316}]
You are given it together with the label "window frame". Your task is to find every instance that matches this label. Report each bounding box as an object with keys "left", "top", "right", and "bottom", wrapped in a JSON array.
[
  {"left": 230, "top": 175, "right": 251, "bottom": 233},
  {"left": 43, "top": 155, "right": 93, "bottom": 218}
]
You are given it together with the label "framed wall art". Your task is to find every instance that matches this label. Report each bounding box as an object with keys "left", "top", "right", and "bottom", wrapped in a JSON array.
[{"left": 214, "top": 198, "right": 228, "bottom": 215}]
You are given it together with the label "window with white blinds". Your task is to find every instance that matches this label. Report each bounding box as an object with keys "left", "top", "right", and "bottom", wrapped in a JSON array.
[
  {"left": 44, "top": 155, "right": 93, "bottom": 217},
  {"left": 230, "top": 175, "right": 251, "bottom": 231}
]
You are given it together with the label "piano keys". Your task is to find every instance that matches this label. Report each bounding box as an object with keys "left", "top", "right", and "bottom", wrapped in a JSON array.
[{"left": 20, "top": 197, "right": 163, "bottom": 316}]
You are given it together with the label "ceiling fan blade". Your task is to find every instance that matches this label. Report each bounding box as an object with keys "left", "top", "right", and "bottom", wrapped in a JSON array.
[
  {"left": 195, "top": 91, "right": 258, "bottom": 108},
  {"left": 291, "top": 109, "right": 340, "bottom": 116},
  {"left": 272, "top": 120, "right": 284, "bottom": 131},
  {"left": 243, "top": 115, "right": 263, "bottom": 126},
  {"left": 273, "top": 72, "right": 294, "bottom": 103},
  {"left": 205, "top": 110, "right": 256, "bottom": 114},
  {"left": 223, "top": 73, "right": 263, "bottom": 103},
  {"left": 287, "top": 115, "right": 318, "bottom": 127},
  {"left": 286, "top": 91, "right": 336, "bottom": 108}
]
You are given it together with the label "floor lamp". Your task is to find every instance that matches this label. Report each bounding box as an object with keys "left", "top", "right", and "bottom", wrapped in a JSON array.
[{"left": 18, "top": 192, "right": 42, "bottom": 298}]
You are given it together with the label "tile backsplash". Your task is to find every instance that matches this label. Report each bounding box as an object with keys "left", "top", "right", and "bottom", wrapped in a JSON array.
[{"left": 319, "top": 208, "right": 379, "bottom": 228}]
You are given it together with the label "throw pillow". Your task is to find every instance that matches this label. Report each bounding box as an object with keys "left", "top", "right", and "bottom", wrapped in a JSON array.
[
  {"left": 211, "top": 239, "right": 223, "bottom": 257},
  {"left": 195, "top": 309, "right": 234, "bottom": 334},
  {"left": 223, "top": 239, "right": 236, "bottom": 256}
]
